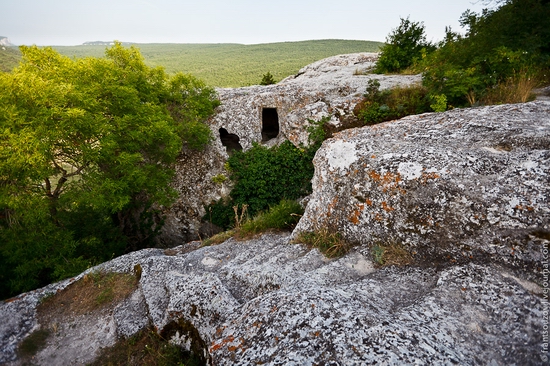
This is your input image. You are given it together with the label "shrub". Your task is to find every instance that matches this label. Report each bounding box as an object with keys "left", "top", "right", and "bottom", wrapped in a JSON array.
[
  {"left": 204, "top": 118, "right": 326, "bottom": 230},
  {"left": 355, "top": 79, "right": 432, "bottom": 125},
  {"left": 260, "top": 71, "right": 276, "bottom": 85}
]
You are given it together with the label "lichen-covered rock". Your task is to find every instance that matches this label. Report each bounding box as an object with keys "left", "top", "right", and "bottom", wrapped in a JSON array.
[
  {"left": 1, "top": 233, "right": 546, "bottom": 365},
  {"left": 294, "top": 101, "right": 550, "bottom": 282},
  {"left": 160, "top": 53, "right": 421, "bottom": 244}
]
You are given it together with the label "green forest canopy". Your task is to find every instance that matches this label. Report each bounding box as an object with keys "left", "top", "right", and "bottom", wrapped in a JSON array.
[{"left": 1, "top": 40, "right": 382, "bottom": 87}]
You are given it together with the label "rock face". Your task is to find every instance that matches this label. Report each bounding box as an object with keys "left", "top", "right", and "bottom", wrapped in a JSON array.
[
  {"left": 161, "top": 53, "right": 421, "bottom": 244},
  {"left": 1, "top": 101, "right": 548, "bottom": 365},
  {"left": 0, "top": 235, "right": 546, "bottom": 365},
  {"left": 293, "top": 101, "right": 550, "bottom": 283},
  {"left": 0, "top": 37, "right": 13, "bottom": 47}
]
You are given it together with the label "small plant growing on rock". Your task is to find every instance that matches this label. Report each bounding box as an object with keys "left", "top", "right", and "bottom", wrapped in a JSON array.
[
  {"left": 238, "top": 199, "right": 304, "bottom": 237},
  {"left": 260, "top": 71, "right": 276, "bottom": 85},
  {"left": 295, "top": 228, "right": 350, "bottom": 258},
  {"left": 211, "top": 174, "right": 227, "bottom": 184},
  {"left": 371, "top": 242, "right": 413, "bottom": 266}
]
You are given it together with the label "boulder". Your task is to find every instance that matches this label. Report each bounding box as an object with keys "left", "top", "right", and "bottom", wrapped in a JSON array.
[{"left": 294, "top": 100, "right": 550, "bottom": 282}]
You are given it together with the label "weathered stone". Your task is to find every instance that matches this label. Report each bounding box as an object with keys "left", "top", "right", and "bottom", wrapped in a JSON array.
[
  {"left": 1, "top": 233, "right": 546, "bottom": 365},
  {"left": 294, "top": 101, "right": 550, "bottom": 282},
  {"left": 160, "top": 53, "right": 421, "bottom": 244}
]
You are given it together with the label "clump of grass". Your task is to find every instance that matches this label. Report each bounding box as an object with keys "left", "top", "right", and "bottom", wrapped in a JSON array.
[
  {"left": 295, "top": 228, "right": 350, "bottom": 258},
  {"left": 481, "top": 70, "right": 540, "bottom": 105},
  {"left": 238, "top": 199, "right": 304, "bottom": 237},
  {"left": 38, "top": 271, "right": 138, "bottom": 318},
  {"left": 201, "top": 229, "right": 236, "bottom": 246},
  {"left": 88, "top": 327, "right": 201, "bottom": 366},
  {"left": 371, "top": 242, "right": 413, "bottom": 266},
  {"left": 17, "top": 328, "right": 51, "bottom": 359},
  {"left": 201, "top": 199, "right": 304, "bottom": 245}
]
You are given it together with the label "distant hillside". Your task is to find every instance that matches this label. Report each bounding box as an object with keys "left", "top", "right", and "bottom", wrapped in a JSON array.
[
  {"left": 55, "top": 40, "right": 382, "bottom": 87},
  {"left": 0, "top": 46, "right": 21, "bottom": 72},
  {"left": 0, "top": 40, "right": 383, "bottom": 87}
]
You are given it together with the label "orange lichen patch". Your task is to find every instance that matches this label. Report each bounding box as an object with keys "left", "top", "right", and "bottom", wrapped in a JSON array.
[
  {"left": 381, "top": 201, "right": 395, "bottom": 212},
  {"left": 252, "top": 321, "right": 262, "bottom": 328},
  {"left": 348, "top": 204, "right": 365, "bottom": 224},
  {"left": 314, "top": 331, "right": 321, "bottom": 337},
  {"left": 368, "top": 170, "right": 405, "bottom": 194},
  {"left": 327, "top": 197, "right": 339, "bottom": 218},
  {"left": 371, "top": 155, "right": 377, "bottom": 159},
  {"left": 420, "top": 172, "right": 440, "bottom": 184},
  {"left": 368, "top": 170, "right": 381, "bottom": 181},
  {"left": 365, "top": 198, "right": 373, "bottom": 206},
  {"left": 374, "top": 213, "right": 384, "bottom": 222},
  {"left": 210, "top": 335, "right": 235, "bottom": 352}
]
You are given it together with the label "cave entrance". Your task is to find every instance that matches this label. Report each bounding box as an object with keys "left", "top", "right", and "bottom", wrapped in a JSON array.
[
  {"left": 261, "top": 108, "right": 279, "bottom": 142},
  {"left": 219, "top": 128, "right": 242, "bottom": 154}
]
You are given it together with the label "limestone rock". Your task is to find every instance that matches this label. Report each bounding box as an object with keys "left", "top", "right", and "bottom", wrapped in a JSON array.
[
  {"left": 160, "top": 53, "right": 421, "bottom": 244},
  {"left": 1, "top": 233, "right": 546, "bottom": 365},
  {"left": 293, "top": 101, "right": 550, "bottom": 282}
]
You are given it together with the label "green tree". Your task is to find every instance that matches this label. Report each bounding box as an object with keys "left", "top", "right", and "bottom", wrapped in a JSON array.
[
  {"left": 0, "top": 43, "right": 219, "bottom": 298},
  {"left": 260, "top": 71, "right": 276, "bottom": 85},
  {"left": 374, "top": 17, "right": 433, "bottom": 73}
]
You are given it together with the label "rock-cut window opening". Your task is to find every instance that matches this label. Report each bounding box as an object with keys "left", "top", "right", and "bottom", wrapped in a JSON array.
[
  {"left": 219, "top": 128, "right": 243, "bottom": 153},
  {"left": 261, "top": 108, "right": 279, "bottom": 142}
]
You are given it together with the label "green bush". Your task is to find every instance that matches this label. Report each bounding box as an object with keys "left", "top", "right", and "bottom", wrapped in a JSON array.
[
  {"left": 206, "top": 140, "right": 315, "bottom": 229},
  {"left": 355, "top": 79, "right": 432, "bottom": 125},
  {"left": 260, "top": 71, "right": 276, "bottom": 85},
  {"left": 205, "top": 118, "right": 327, "bottom": 230}
]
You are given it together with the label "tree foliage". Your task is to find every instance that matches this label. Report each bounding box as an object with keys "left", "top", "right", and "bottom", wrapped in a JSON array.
[
  {"left": 0, "top": 43, "right": 219, "bottom": 299},
  {"left": 260, "top": 71, "right": 276, "bottom": 85},
  {"left": 421, "top": 0, "right": 550, "bottom": 107},
  {"left": 374, "top": 17, "right": 433, "bottom": 74}
]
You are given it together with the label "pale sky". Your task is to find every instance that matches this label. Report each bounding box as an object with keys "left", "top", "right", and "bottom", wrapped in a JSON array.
[{"left": 2, "top": 0, "right": 491, "bottom": 46}]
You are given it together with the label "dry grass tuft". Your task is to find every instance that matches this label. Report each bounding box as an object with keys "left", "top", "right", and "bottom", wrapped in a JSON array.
[
  {"left": 371, "top": 242, "right": 413, "bottom": 266},
  {"left": 482, "top": 71, "right": 540, "bottom": 105},
  {"left": 38, "top": 271, "right": 138, "bottom": 319},
  {"left": 295, "top": 228, "right": 351, "bottom": 258}
]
